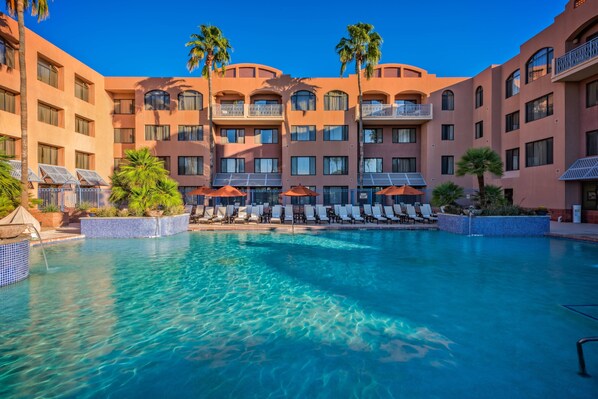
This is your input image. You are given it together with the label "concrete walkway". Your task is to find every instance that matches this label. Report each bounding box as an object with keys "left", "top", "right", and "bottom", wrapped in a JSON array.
[{"left": 547, "top": 221, "right": 598, "bottom": 243}]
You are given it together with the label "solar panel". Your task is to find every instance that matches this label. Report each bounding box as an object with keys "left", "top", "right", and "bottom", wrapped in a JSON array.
[
  {"left": 38, "top": 164, "right": 79, "bottom": 185},
  {"left": 76, "top": 169, "right": 108, "bottom": 186},
  {"left": 8, "top": 160, "right": 43, "bottom": 182},
  {"left": 560, "top": 156, "right": 598, "bottom": 181},
  {"left": 213, "top": 173, "right": 282, "bottom": 187},
  {"left": 362, "top": 173, "right": 427, "bottom": 187}
]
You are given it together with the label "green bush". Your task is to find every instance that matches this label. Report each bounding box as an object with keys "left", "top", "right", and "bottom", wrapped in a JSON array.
[
  {"left": 432, "top": 182, "right": 464, "bottom": 207},
  {"left": 442, "top": 205, "right": 465, "bottom": 215},
  {"left": 41, "top": 204, "right": 60, "bottom": 213},
  {"left": 481, "top": 205, "right": 535, "bottom": 216},
  {"left": 95, "top": 206, "right": 118, "bottom": 217},
  {"left": 76, "top": 201, "right": 94, "bottom": 212},
  {"left": 117, "top": 209, "right": 130, "bottom": 217},
  {"left": 163, "top": 205, "right": 185, "bottom": 216}
]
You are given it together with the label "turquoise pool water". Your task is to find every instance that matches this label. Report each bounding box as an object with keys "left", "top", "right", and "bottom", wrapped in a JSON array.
[{"left": 1, "top": 231, "right": 597, "bottom": 398}]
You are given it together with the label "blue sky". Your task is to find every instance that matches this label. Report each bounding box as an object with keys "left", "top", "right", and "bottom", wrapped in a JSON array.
[{"left": 1, "top": 0, "right": 567, "bottom": 78}]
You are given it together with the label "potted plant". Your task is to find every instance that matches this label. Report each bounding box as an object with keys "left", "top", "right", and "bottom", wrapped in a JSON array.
[{"left": 535, "top": 206, "right": 549, "bottom": 216}]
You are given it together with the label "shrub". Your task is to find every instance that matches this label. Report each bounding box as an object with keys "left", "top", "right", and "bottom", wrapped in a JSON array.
[
  {"left": 95, "top": 206, "right": 118, "bottom": 217},
  {"left": 442, "top": 205, "right": 464, "bottom": 215},
  {"left": 41, "top": 204, "right": 60, "bottom": 213},
  {"left": 481, "top": 205, "right": 535, "bottom": 216},
  {"left": 163, "top": 205, "right": 185, "bottom": 216},
  {"left": 432, "top": 182, "right": 464, "bottom": 207},
  {"left": 471, "top": 185, "right": 506, "bottom": 208},
  {"left": 76, "top": 201, "right": 94, "bottom": 212},
  {"left": 117, "top": 209, "right": 130, "bottom": 217}
]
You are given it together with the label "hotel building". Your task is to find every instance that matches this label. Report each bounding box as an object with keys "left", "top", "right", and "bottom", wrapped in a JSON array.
[{"left": 0, "top": 0, "right": 597, "bottom": 221}]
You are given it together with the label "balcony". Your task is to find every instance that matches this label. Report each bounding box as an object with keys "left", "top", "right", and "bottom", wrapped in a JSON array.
[
  {"left": 552, "top": 37, "right": 598, "bottom": 82},
  {"left": 212, "top": 104, "right": 284, "bottom": 125},
  {"left": 357, "top": 104, "right": 433, "bottom": 125}
]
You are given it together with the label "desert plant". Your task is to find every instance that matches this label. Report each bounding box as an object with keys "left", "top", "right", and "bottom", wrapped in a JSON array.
[
  {"left": 41, "top": 204, "right": 60, "bottom": 213},
  {"left": 163, "top": 205, "right": 185, "bottom": 216},
  {"left": 456, "top": 147, "right": 503, "bottom": 207},
  {"left": 95, "top": 206, "right": 118, "bottom": 217},
  {"left": 431, "top": 181, "right": 464, "bottom": 207},
  {"left": 117, "top": 208, "right": 130, "bottom": 217},
  {"left": 76, "top": 201, "right": 94, "bottom": 212},
  {"left": 471, "top": 185, "right": 506, "bottom": 208},
  {"left": 481, "top": 205, "right": 535, "bottom": 216}
]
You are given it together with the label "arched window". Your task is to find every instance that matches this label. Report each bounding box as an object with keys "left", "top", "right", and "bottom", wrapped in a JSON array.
[
  {"left": 324, "top": 90, "right": 348, "bottom": 111},
  {"left": 526, "top": 48, "right": 553, "bottom": 83},
  {"left": 178, "top": 90, "right": 202, "bottom": 110},
  {"left": 441, "top": 90, "right": 454, "bottom": 110},
  {"left": 475, "top": 86, "right": 483, "bottom": 109},
  {"left": 144, "top": 90, "right": 170, "bottom": 110},
  {"left": 291, "top": 90, "right": 316, "bottom": 111},
  {"left": 506, "top": 70, "right": 520, "bottom": 98}
]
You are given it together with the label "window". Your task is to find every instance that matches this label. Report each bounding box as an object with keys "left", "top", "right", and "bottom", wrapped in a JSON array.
[
  {"left": 506, "top": 70, "right": 520, "bottom": 98},
  {"left": 221, "top": 128, "right": 245, "bottom": 144},
  {"left": 441, "top": 156, "right": 454, "bottom": 175},
  {"left": 323, "top": 125, "right": 348, "bottom": 141},
  {"left": 506, "top": 148, "right": 520, "bottom": 171},
  {"left": 254, "top": 158, "right": 279, "bottom": 173},
  {"left": 441, "top": 90, "right": 454, "bottom": 110},
  {"left": 364, "top": 128, "right": 383, "bottom": 143},
  {"left": 157, "top": 156, "right": 171, "bottom": 173},
  {"left": 144, "top": 125, "right": 170, "bottom": 141},
  {"left": 254, "top": 128, "right": 278, "bottom": 144},
  {"left": 37, "top": 58, "right": 58, "bottom": 88},
  {"left": 0, "top": 39, "right": 15, "bottom": 68},
  {"left": 114, "top": 99, "right": 135, "bottom": 114},
  {"left": 38, "top": 103, "right": 59, "bottom": 126},
  {"left": 75, "top": 77, "right": 89, "bottom": 102},
  {"left": 587, "top": 130, "right": 598, "bottom": 156},
  {"left": 291, "top": 125, "right": 316, "bottom": 141},
  {"left": 178, "top": 125, "right": 203, "bottom": 141},
  {"left": 178, "top": 156, "right": 203, "bottom": 175},
  {"left": 0, "top": 88, "right": 16, "bottom": 113},
  {"left": 475, "top": 121, "right": 483, "bottom": 139},
  {"left": 114, "top": 158, "right": 125, "bottom": 170},
  {"left": 38, "top": 144, "right": 59, "bottom": 165},
  {"left": 75, "top": 152, "right": 91, "bottom": 169},
  {"left": 392, "top": 157, "right": 417, "bottom": 173},
  {"left": 526, "top": 48, "right": 553, "bottom": 83},
  {"left": 323, "top": 156, "right": 348, "bottom": 175},
  {"left": 475, "top": 86, "right": 483, "bottom": 108},
  {"left": 291, "top": 90, "right": 315, "bottom": 111},
  {"left": 587, "top": 80, "right": 598, "bottom": 108},
  {"left": 114, "top": 128, "right": 135, "bottom": 143},
  {"left": 392, "top": 128, "right": 416, "bottom": 143},
  {"left": 505, "top": 111, "right": 520, "bottom": 132},
  {"left": 525, "top": 93, "right": 553, "bottom": 122},
  {"left": 441, "top": 124, "right": 454, "bottom": 141},
  {"left": 75, "top": 116, "right": 91, "bottom": 136},
  {"left": 0, "top": 136, "right": 16, "bottom": 156},
  {"left": 324, "top": 91, "right": 348, "bottom": 110},
  {"left": 364, "top": 158, "right": 383, "bottom": 173},
  {"left": 525, "top": 138, "right": 553, "bottom": 167},
  {"left": 220, "top": 158, "right": 245, "bottom": 173},
  {"left": 323, "top": 186, "right": 348, "bottom": 205},
  {"left": 144, "top": 90, "right": 170, "bottom": 110},
  {"left": 291, "top": 156, "right": 316, "bottom": 175},
  {"left": 178, "top": 91, "right": 202, "bottom": 110}
]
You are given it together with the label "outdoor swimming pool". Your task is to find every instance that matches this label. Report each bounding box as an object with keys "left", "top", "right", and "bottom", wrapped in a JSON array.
[{"left": 1, "top": 231, "right": 597, "bottom": 398}]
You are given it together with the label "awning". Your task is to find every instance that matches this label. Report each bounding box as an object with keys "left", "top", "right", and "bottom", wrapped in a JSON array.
[
  {"left": 213, "top": 173, "right": 282, "bottom": 187},
  {"left": 38, "top": 164, "right": 79, "bottom": 185},
  {"left": 76, "top": 169, "right": 108, "bottom": 186},
  {"left": 9, "top": 160, "right": 43, "bottom": 183},
  {"left": 559, "top": 156, "right": 598, "bottom": 181},
  {"left": 362, "top": 173, "right": 427, "bottom": 187}
]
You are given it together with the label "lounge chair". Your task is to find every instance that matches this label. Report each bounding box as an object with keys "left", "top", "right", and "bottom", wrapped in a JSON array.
[
  {"left": 248, "top": 207, "right": 261, "bottom": 223},
  {"left": 371, "top": 205, "right": 388, "bottom": 224},
  {"left": 212, "top": 206, "right": 227, "bottom": 223},
  {"left": 226, "top": 205, "right": 235, "bottom": 222},
  {"left": 317, "top": 206, "right": 330, "bottom": 224},
  {"left": 270, "top": 205, "right": 282, "bottom": 223},
  {"left": 383, "top": 206, "right": 400, "bottom": 223},
  {"left": 283, "top": 205, "right": 294, "bottom": 224},
  {"left": 184, "top": 204, "right": 193, "bottom": 214},
  {"left": 363, "top": 204, "right": 374, "bottom": 222},
  {"left": 304, "top": 205, "right": 317, "bottom": 224},
  {"left": 233, "top": 206, "right": 249, "bottom": 223},
  {"left": 351, "top": 206, "right": 365, "bottom": 223},
  {"left": 190, "top": 205, "right": 204, "bottom": 223},
  {"left": 393, "top": 204, "right": 408, "bottom": 223},
  {"left": 420, "top": 204, "right": 438, "bottom": 222},
  {"left": 405, "top": 204, "right": 425, "bottom": 223},
  {"left": 338, "top": 206, "right": 352, "bottom": 224},
  {"left": 197, "top": 207, "right": 214, "bottom": 223}
]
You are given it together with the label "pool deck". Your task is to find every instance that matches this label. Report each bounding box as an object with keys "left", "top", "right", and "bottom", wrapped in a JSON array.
[{"left": 31, "top": 220, "right": 598, "bottom": 245}]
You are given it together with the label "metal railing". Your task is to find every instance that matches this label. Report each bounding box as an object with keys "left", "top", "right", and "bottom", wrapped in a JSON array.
[
  {"left": 38, "top": 187, "right": 111, "bottom": 211},
  {"left": 577, "top": 336, "right": 598, "bottom": 377},
  {"left": 554, "top": 37, "right": 598, "bottom": 75},
  {"left": 212, "top": 104, "right": 283, "bottom": 118},
  {"left": 361, "top": 103, "right": 433, "bottom": 119}
]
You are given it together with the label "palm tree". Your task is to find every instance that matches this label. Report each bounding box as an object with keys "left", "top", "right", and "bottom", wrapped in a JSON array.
[
  {"left": 4, "top": 1, "right": 50, "bottom": 208},
  {"left": 185, "top": 25, "right": 232, "bottom": 187},
  {"left": 456, "top": 147, "right": 503, "bottom": 207},
  {"left": 431, "top": 181, "right": 464, "bottom": 207},
  {"left": 336, "top": 23, "right": 382, "bottom": 191}
]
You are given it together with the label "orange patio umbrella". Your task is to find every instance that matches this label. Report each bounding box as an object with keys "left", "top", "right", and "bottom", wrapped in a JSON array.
[
  {"left": 206, "top": 185, "right": 246, "bottom": 198},
  {"left": 381, "top": 184, "right": 424, "bottom": 196},
  {"left": 187, "top": 186, "right": 214, "bottom": 196},
  {"left": 282, "top": 185, "right": 319, "bottom": 197},
  {"left": 375, "top": 186, "right": 399, "bottom": 195}
]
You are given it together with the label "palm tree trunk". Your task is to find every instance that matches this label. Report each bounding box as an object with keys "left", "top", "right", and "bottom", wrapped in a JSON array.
[
  {"left": 356, "top": 59, "right": 364, "bottom": 192},
  {"left": 477, "top": 175, "right": 485, "bottom": 206},
  {"left": 207, "top": 60, "right": 214, "bottom": 188},
  {"left": 17, "top": 0, "right": 29, "bottom": 207}
]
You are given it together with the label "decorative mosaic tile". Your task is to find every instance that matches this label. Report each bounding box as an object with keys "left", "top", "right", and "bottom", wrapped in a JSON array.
[{"left": 0, "top": 239, "right": 30, "bottom": 287}]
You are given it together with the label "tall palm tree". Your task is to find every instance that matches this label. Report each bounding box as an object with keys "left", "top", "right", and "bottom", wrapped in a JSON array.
[
  {"left": 456, "top": 147, "right": 504, "bottom": 206},
  {"left": 4, "top": 1, "right": 50, "bottom": 207},
  {"left": 336, "top": 23, "right": 382, "bottom": 191},
  {"left": 185, "top": 25, "right": 232, "bottom": 187}
]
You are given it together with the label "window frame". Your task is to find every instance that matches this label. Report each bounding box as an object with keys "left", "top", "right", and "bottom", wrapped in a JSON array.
[
  {"left": 291, "top": 90, "right": 316, "bottom": 111},
  {"left": 526, "top": 47, "right": 554, "bottom": 84},
  {"left": 290, "top": 125, "right": 316, "bottom": 141},
  {"left": 221, "top": 128, "right": 245, "bottom": 144},
  {"left": 291, "top": 156, "right": 316, "bottom": 176},
  {"left": 324, "top": 90, "right": 348, "bottom": 111},
  {"left": 178, "top": 90, "right": 203, "bottom": 111},
  {"left": 506, "top": 70, "right": 521, "bottom": 98},
  {"left": 114, "top": 128, "right": 135, "bottom": 144},
  {"left": 586, "top": 130, "right": 598, "bottom": 156},
  {"left": 364, "top": 128, "right": 383, "bottom": 143},
  {"left": 323, "top": 125, "right": 348, "bottom": 141},
  {"left": 0, "top": 87, "right": 16, "bottom": 113},
  {"left": 38, "top": 102, "right": 59, "bottom": 126},
  {"left": 392, "top": 157, "right": 417, "bottom": 173},
  {"left": 525, "top": 93, "right": 553, "bottom": 123},
  {"left": 0, "top": 38, "right": 15, "bottom": 68},
  {"left": 475, "top": 86, "right": 483, "bottom": 108},
  {"left": 178, "top": 125, "right": 203, "bottom": 141},
  {"left": 74, "top": 77, "right": 89, "bottom": 102},
  {"left": 144, "top": 124, "right": 171, "bottom": 141},
  {"left": 441, "top": 155, "right": 454, "bottom": 175},
  {"left": 525, "top": 137, "right": 554, "bottom": 167},
  {"left": 254, "top": 158, "right": 279, "bottom": 173},
  {"left": 323, "top": 156, "right": 348, "bottom": 175},
  {"left": 144, "top": 90, "right": 170, "bottom": 111},
  {"left": 220, "top": 158, "right": 245, "bottom": 173},
  {"left": 475, "top": 121, "right": 484, "bottom": 139},
  {"left": 38, "top": 143, "right": 59, "bottom": 165},
  {"left": 392, "top": 128, "right": 416, "bottom": 143},
  {"left": 37, "top": 58, "right": 58, "bottom": 88},
  {"left": 178, "top": 156, "right": 203, "bottom": 175},
  {"left": 441, "top": 124, "right": 454, "bottom": 141},
  {"left": 75, "top": 115, "right": 91, "bottom": 136},
  {"left": 254, "top": 128, "right": 279, "bottom": 144},
  {"left": 505, "top": 148, "right": 520, "bottom": 171},
  {"left": 364, "top": 158, "right": 383, "bottom": 173},
  {"left": 587, "top": 80, "right": 598, "bottom": 108},
  {"left": 505, "top": 111, "right": 520, "bottom": 132},
  {"left": 441, "top": 90, "right": 454, "bottom": 111},
  {"left": 75, "top": 151, "right": 91, "bottom": 170},
  {"left": 114, "top": 99, "right": 135, "bottom": 114}
]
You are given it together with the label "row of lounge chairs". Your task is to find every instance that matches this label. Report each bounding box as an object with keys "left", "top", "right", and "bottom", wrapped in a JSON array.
[{"left": 187, "top": 203, "right": 437, "bottom": 224}]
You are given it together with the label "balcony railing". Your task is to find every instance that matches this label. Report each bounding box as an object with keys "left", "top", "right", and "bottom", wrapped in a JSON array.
[
  {"left": 361, "top": 103, "right": 433, "bottom": 119},
  {"left": 212, "top": 104, "right": 283, "bottom": 118},
  {"left": 554, "top": 37, "right": 598, "bottom": 76}
]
